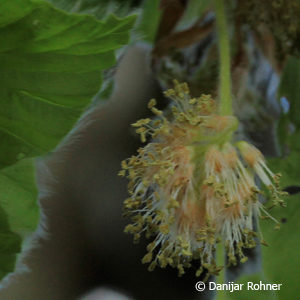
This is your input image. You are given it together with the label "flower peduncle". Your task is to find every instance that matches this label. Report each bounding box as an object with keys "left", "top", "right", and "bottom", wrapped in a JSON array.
[{"left": 214, "top": 0, "right": 233, "bottom": 116}]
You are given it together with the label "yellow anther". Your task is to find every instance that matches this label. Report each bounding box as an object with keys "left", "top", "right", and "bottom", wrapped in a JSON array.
[
  {"left": 148, "top": 98, "right": 157, "bottom": 109},
  {"left": 142, "top": 252, "right": 153, "bottom": 264}
]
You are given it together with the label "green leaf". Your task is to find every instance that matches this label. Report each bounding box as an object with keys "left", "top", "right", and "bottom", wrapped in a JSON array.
[
  {"left": 0, "top": 206, "right": 21, "bottom": 280},
  {"left": 257, "top": 55, "right": 300, "bottom": 299},
  {"left": 48, "top": 0, "right": 139, "bottom": 19},
  {"left": 278, "top": 57, "right": 300, "bottom": 127},
  {"left": 263, "top": 137, "right": 300, "bottom": 300},
  {"left": 136, "top": 0, "right": 161, "bottom": 43},
  {"left": 260, "top": 194, "right": 300, "bottom": 299},
  {"left": 269, "top": 132, "right": 300, "bottom": 188},
  {"left": 0, "top": 0, "right": 136, "bottom": 168},
  {"left": 224, "top": 274, "right": 276, "bottom": 300},
  {"left": 0, "top": 0, "right": 136, "bottom": 279},
  {"left": 0, "top": 159, "right": 38, "bottom": 234},
  {"left": 276, "top": 56, "right": 300, "bottom": 147}
]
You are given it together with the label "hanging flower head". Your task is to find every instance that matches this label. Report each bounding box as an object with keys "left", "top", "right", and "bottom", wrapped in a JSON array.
[{"left": 119, "top": 80, "right": 286, "bottom": 279}]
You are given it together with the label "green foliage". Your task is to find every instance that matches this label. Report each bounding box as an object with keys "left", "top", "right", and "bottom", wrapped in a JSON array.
[
  {"left": 272, "top": 56, "right": 300, "bottom": 187},
  {"left": 48, "top": 0, "right": 139, "bottom": 19},
  {"left": 135, "top": 0, "right": 161, "bottom": 43},
  {"left": 230, "top": 56, "right": 300, "bottom": 299},
  {"left": 225, "top": 274, "right": 275, "bottom": 300},
  {"left": 260, "top": 194, "right": 300, "bottom": 299},
  {"left": 262, "top": 88, "right": 300, "bottom": 299},
  {"left": 0, "top": 159, "right": 38, "bottom": 234},
  {"left": 278, "top": 57, "right": 300, "bottom": 127},
  {"left": 0, "top": 0, "right": 135, "bottom": 279},
  {"left": 0, "top": 206, "right": 21, "bottom": 280}
]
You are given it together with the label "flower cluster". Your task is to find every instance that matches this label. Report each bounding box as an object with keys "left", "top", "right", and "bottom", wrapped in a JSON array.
[{"left": 119, "top": 80, "right": 286, "bottom": 279}]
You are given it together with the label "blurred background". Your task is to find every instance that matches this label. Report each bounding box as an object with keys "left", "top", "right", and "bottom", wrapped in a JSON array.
[{"left": 0, "top": 0, "right": 299, "bottom": 299}]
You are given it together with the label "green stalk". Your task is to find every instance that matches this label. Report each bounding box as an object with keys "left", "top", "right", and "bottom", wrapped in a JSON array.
[
  {"left": 216, "top": 242, "right": 227, "bottom": 300},
  {"left": 214, "top": 0, "right": 232, "bottom": 116}
]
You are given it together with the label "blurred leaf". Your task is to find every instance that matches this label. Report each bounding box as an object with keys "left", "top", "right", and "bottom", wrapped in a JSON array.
[
  {"left": 272, "top": 56, "right": 300, "bottom": 187},
  {"left": 269, "top": 132, "right": 300, "bottom": 188},
  {"left": 225, "top": 274, "right": 275, "bottom": 300},
  {"left": 0, "top": 0, "right": 136, "bottom": 279},
  {"left": 48, "top": 0, "right": 140, "bottom": 19},
  {"left": 260, "top": 193, "right": 300, "bottom": 299},
  {"left": 278, "top": 56, "right": 300, "bottom": 127},
  {"left": 177, "top": 0, "right": 211, "bottom": 30},
  {"left": 256, "top": 55, "right": 300, "bottom": 298},
  {"left": 0, "top": 206, "right": 21, "bottom": 280},
  {"left": 276, "top": 56, "right": 300, "bottom": 147},
  {"left": 0, "top": 159, "right": 38, "bottom": 234},
  {"left": 136, "top": 0, "right": 161, "bottom": 43}
]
